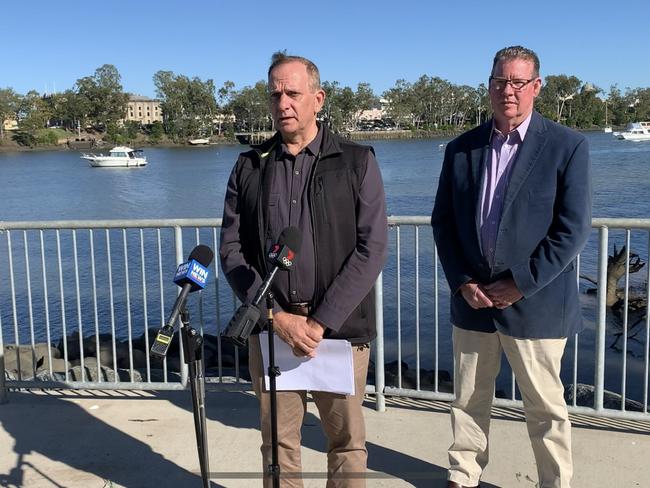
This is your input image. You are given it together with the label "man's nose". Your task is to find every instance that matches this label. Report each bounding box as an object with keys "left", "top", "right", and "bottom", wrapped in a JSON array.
[
  {"left": 502, "top": 81, "right": 516, "bottom": 95},
  {"left": 278, "top": 93, "right": 291, "bottom": 110}
]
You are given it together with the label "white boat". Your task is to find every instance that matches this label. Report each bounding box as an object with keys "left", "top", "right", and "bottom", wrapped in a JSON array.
[
  {"left": 616, "top": 122, "right": 650, "bottom": 141},
  {"left": 188, "top": 138, "right": 210, "bottom": 145},
  {"left": 81, "top": 146, "right": 147, "bottom": 167},
  {"left": 603, "top": 126, "right": 612, "bottom": 133}
]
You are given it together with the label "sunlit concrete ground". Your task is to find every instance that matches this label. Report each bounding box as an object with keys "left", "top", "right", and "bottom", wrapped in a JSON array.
[{"left": 0, "top": 389, "right": 648, "bottom": 487}]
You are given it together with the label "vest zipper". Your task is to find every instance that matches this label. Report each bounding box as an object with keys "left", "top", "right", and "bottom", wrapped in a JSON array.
[{"left": 309, "top": 151, "right": 322, "bottom": 300}]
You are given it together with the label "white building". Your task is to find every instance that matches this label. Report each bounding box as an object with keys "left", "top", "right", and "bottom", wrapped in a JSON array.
[{"left": 125, "top": 95, "right": 162, "bottom": 125}]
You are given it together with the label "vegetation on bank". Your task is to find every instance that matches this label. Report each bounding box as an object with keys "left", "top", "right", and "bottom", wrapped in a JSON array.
[{"left": 1, "top": 64, "right": 649, "bottom": 148}]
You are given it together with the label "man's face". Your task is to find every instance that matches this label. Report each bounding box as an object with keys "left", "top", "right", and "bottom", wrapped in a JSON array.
[
  {"left": 268, "top": 61, "right": 324, "bottom": 141},
  {"left": 489, "top": 58, "right": 541, "bottom": 131}
]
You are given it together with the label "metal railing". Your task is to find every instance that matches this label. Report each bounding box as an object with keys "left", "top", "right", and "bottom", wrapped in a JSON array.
[{"left": 0, "top": 217, "right": 648, "bottom": 422}]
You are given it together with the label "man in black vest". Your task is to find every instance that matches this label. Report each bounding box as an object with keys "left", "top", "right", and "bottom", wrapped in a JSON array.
[{"left": 220, "top": 52, "right": 388, "bottom": 487}]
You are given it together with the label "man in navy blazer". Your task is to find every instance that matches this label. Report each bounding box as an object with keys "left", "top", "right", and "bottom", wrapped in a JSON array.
[{"left": 431, "top": 46, "right": 592, "bottom": 488}]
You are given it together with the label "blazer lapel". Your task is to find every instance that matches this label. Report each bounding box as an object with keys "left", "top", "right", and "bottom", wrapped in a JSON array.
[
  {"left": 470, "top": 122, "right": 492, "bottom": 254},
  {"left": 501, "top": 112, "right": 548, "bottom": 217}
]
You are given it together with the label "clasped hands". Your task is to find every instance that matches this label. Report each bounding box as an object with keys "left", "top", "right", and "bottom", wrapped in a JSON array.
[
  {"left": 460, "top": 277, "right": 523, "bottom": 310},
  {"left": 272, "top": 311, "right": 325, "bottom": 357}
]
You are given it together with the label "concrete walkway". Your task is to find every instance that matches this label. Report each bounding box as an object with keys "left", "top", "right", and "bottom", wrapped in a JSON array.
[{"left": 0, "top": 389, "right": 648, "bottom": 487}]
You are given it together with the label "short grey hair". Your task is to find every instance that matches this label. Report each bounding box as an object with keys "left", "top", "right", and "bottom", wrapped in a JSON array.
[
  {"left": 268, "top": 51, "right": 321, "bottom": 92},
  {"left": 491, "top": 46, "right": 540, "bottom": 77}
]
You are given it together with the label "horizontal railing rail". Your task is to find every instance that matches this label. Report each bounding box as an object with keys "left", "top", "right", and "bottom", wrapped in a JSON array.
[{"left": 0, "top": 217, "right": 648, "bottom": 422}]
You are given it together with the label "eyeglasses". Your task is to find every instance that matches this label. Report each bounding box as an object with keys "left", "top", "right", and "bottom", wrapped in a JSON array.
[{"left": 489, "top": 76, "right": 537, "bottom": 91}]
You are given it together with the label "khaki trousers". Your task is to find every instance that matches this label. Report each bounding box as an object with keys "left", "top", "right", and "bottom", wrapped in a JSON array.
[
  {"left": 449, "top": 326, "right": 573, "bottom": 488},
  {"left": 249, "top": 334, "right": 370, "bottom": 488}
]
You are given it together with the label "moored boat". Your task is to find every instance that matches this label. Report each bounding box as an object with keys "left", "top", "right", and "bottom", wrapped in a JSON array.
[
  {"left": 188, "top": 138, "right": 210, "bottom": 145},
  {"left": 616, "top": 122, "right": 650, "bottom": 141},
  {"left": 81, "top": 146, "right": 147, "bottom": 167}
]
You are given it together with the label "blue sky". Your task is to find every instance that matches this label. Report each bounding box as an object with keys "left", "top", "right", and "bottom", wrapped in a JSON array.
[{"left": 2, "top": 0, "right": 648, "bottom": 98}]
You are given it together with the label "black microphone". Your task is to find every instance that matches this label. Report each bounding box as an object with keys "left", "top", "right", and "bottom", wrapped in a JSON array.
[
  {"left": 222, "top": 226, "right": 302, "bottom": 347},
  {"left": 151, "top": 244, "right": 215, "bottom": 358}
]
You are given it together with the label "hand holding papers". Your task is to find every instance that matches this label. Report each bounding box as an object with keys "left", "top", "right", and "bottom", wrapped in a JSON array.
[{"left": 259, "top": 332, "right": 355, "bottom": 395}]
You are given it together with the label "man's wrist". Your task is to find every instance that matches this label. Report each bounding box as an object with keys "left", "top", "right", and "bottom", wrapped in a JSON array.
[
  {"left": 308, "top": 316, "right": 326, "bottom": 330},
  {"left": 458, "top": 280, "right": 475, "bottom": 293}
]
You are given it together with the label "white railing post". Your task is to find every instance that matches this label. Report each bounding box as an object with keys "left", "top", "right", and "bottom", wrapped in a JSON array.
[
  {"left": 374, "top": 273, "right": 386, "bottom": 412},
  {"left": 594, "top": 226, "right": 609, "bottom": 411},
  {"left": 0, "top": 323, "right": 7, "bottom": 404},
  {"left": 174, "top": 226, "right": 188, "bottom": 386}
]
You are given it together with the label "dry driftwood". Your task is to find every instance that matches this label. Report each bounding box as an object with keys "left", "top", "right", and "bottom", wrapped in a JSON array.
[{"left": 580, "top": 244, "right": 648, "bottom": 352}]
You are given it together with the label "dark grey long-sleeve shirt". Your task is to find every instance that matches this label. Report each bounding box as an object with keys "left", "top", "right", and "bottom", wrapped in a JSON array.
[{"left": 220, "top": 127, "right": 388, "bottom": 332}]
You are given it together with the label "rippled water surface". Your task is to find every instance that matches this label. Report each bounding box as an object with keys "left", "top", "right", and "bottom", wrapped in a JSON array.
[{"left": 1, "top": 132, "right": 649, "bottom": 399}]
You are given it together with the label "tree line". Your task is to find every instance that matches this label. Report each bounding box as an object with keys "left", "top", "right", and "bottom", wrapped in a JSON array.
[{"left": 1, "top": 64, "right": 649, "bottom": 146}]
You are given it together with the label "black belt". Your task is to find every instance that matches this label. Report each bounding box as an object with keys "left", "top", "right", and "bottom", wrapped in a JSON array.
[{"left": 285, "top": 302, "right": 311, "bottom": 316}]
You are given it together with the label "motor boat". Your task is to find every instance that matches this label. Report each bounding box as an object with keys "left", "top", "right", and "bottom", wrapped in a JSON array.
[
  {"left": 188, "top": 138, "right": 210, "bottom": 145},
  {"left": 616, "top": 122, "right": 650, "bottom": 141},
  {"left": 81, "top": 146, "right": 147, "bottom": 167}
]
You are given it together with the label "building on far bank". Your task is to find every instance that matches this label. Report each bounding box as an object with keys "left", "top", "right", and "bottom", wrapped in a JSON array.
[
  {"left": 358, "top": 98, "right": 390, "bottom": 121},
  {"left": 2, "top": 117, "right": 19, "bottom": 132},
  {"left": 125, "top": 95, "right": 162, "bottom": 125}
]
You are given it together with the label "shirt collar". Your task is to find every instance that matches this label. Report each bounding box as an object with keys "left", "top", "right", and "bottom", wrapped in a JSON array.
[
  {"left": 277, "top": 125, "right": 323, "bottom": 160},
  {"left": 491, "top": 111, "right": 533, "bottom": 143}
]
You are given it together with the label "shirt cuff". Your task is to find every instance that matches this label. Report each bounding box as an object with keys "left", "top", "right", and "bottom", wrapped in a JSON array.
[{"left": 310, "top": 301, "right": 347, "bottom": 332}]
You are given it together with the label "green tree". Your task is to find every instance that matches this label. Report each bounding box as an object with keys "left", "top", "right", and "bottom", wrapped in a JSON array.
[
  {"left": 0, "top": 88, "right": 21, "bottom": 139},
  {"left": 18, "top": 90, "right": 51, "bottom": 133},
  {"left": 43, "top": 90, "right": 90, "bottom": 130},
  {"left": 75, "top": 64, "right": 129, "bottom": 129},
  {"left": 537, "top": 75, "right": 582, "bottom": 123},
  {"left": 228, "top": 81, "right": 270, "bottom": 133},
  {"left": 605, "top": 85, "right": 629, "bottom": 126},
  {"left": 473, "top": 83, "right": 491, "bottom": 126},
  {"left": 321, "top": 81, "right": 345, "bottom": 131},
  {"left": 635, "top": 88, "right": 650, "bottom": 121},
  {"left": 216, "top": 80, "right": 236, "bottom": 135},
  {"left": 148, "top": 120, "right": 164, "bottom": 143},
  {"left": 623, "top": 87, "right": 650, "bottom": 123},
  {"left": 153, "top": 71, "right": 218, "bottom": 140},
  {"left": 570, "top": 83, "right": 603, "bottom": 128},
  {"left": 383, "top": 79, "right": 416, "bottom": 129}
]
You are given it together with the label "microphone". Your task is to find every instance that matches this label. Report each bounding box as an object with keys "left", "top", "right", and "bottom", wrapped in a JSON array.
[
  {"left": 151, "top": 244, "right": 214, "bottom": 358},
  {"left": 222, "top": 226, "right": 302, "bottom": 347}
]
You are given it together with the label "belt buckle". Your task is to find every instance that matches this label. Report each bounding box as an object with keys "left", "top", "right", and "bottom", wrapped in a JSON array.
[{"left": 289, "top": 302, "right": 310, "bottom": 316}]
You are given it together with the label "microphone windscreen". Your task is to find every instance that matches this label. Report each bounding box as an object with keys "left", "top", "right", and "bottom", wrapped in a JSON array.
[
  {"left": 277, "top": 226, "right": 302, "bottom": 255},
  {"left": 188, "top": 244, "right": 214, "bottom": 267}
]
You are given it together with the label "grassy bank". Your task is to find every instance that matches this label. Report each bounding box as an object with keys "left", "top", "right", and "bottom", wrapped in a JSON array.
[{"left": 0, "top": 127, "right": 466, "bottom": 153}]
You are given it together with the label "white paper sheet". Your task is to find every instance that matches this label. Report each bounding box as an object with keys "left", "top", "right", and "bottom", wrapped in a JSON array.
[{"left": 259, "top": 332, "right": 355, "bottom": 395}]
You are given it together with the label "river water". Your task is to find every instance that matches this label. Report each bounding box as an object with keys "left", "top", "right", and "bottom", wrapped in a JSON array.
[{"left": 1, "top": 131, "right": 649, "bottom": 400}]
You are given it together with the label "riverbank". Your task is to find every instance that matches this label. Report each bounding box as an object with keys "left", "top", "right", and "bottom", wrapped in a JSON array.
[
  {"left": 0, "top": 137, "right": 235, "bottom": 153},
  {"left": 0, "top": 128, "right": 462, "bottom": 153},
  {"left": 0, "top": 125, "right": 623, "bottom": 154}
]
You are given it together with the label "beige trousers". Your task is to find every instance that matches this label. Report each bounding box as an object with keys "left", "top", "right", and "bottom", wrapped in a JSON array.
[
  {"left": 249, "top": 334, "right": 370, "bottom": 488},
  {"left": 449, "top": 326, "right": 573, "bottom": 488}
]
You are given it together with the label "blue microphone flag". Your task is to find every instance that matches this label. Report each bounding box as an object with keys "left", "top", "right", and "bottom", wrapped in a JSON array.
[{"left": 173, "top": 259, "right": 209, "bottom": 291}]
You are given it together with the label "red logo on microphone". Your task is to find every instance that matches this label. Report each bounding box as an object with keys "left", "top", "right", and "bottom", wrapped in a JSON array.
[{"left": 268, "top": 244, "right": 280, "bottom": 260}]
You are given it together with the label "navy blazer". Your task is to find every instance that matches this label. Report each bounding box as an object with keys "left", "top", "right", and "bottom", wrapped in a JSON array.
[{"left": 431, "top": 112, "right": 592, "bottom": 339}]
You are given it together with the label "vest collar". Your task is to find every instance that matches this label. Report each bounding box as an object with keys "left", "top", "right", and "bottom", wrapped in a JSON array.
[{"left": 252, "top": 122, "right": 343, "bottom": 160}]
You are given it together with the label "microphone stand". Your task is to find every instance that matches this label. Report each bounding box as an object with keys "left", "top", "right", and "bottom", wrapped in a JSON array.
[
  {"left": 265, "top": 293, "right": 281, "bottom": 488},
  {"left": 180, "top": 308, "right": 211, "bottom": 488}
]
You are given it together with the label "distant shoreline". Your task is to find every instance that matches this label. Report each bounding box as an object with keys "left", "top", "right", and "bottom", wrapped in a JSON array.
[
  {"left": 0, "top": 130, "right": 456, "bottom": 154},
  {"left": 0, "top": 126, "right": 615, "bottom": 154}
]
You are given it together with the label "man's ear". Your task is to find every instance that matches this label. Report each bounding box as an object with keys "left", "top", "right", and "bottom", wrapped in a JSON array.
[
  {"left": 314, "top": 89, "right": 325, "bottom": 113},
  {"left": 533, "top": 77, "right": 542, "bottom": 98}
]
